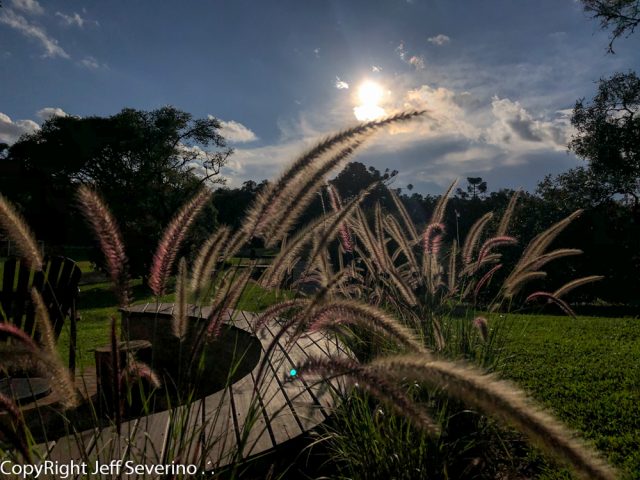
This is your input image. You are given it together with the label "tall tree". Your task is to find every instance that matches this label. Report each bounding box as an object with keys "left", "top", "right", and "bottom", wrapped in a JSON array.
[
  {"left": 569, "top": 71, "right": 640, "bottom": 220},
  {"left": 0, "top": 106, "right": 230, "bottom": 277},
  {"left": 580, "top": 0, "right": 640, "bottom": 52}
]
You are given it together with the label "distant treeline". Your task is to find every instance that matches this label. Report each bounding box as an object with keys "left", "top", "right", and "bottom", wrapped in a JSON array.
[{"left": 214, "top": 162, "right": 640, "bottom": 308}]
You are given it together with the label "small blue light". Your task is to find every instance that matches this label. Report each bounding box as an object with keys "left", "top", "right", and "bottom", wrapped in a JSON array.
[{"left": 289, "top": 369, "right": 297, "bottom": 377}]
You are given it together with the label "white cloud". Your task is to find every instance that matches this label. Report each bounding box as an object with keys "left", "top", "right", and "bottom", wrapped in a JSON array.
[
  {"left": 400, "top": 85, "right": 482, "bottom": 139},
  {"left": 10, "top": 0, "right": 44, "bottom": 15},
  {"left": 335, "top": 76, "right": 349, "bottom": 89},
  {"left": 211, "top": 79, "right": 576, "bottom": 192},
  {"left": 222, "top": 138, "right": 319, "bottom": 187},
  {"left": 55, "top": 11, "right": 85, "bottom": 28},
  {"left": 487, "top": 97, "right": 572, "bottom": 151},
  {"left": 408, "top": 55, "right": 425, "bottom": 70},
  {"left": 371, "top": 65, "right": 382, "bottom": 73},
  {"left": 80, "top": 56, "right": 102, "bottom": 69},
  {"left": 0, "top": 112, "right": 39, "bottom": 144},
  {"left": 396, "top": 42, "right": 426, "bottom": 70},
  {"left": 0, "top": 9, "right": 69, "bottom": 58},
  {"left": 36, "top": 107, "right": 67, "bottom": 121},
  {"left": 395, "top": 41, "right": 407, "bottom": 61},
  {"left": 427, "top": 34, "right": 450, "bottom": 46},
  {"left": 217, "top": 119, "right": 258, "bottom": 143},
  {"left": 177, "top": 143, "right": 209, "bottom": 161}
]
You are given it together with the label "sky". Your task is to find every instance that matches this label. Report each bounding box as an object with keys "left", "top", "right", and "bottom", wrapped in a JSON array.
[{"left": 1, "top": 0, "right": 639, "bottom": 194}]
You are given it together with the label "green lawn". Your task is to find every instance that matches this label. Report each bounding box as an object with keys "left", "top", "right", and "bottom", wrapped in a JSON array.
[
  {"left": 8, "top": 258, "right": 638, "bottom": 477},
  {"left": 58, "top": 273, "right": 291, "bottom": 370},
  {"left": 492, "top": 313, "right": 640, "bottom": 478}
]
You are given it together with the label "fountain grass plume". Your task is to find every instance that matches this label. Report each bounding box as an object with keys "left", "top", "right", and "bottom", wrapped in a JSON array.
[
  {"left": 77, "top": 186, "right": 130, "bottom": 306},
  {"left": 0, "top": 347, "right": 46, "bottom": 376},
  {"left": 173, "top": 258, "right": 188, "bottom": 340},
  {"left": 477, "top": 236, "right": 517, "bottom": 265},
  {"left": 462, "top": 212, "right": 493, "bottom": 266},
  {"left": 374, "top": 203, "right": 385, "bottom": 250},
  {"left": 294, "top": 356, "right": 440, "bottom": 436},
  {"left": 388, "top": 187, "right": 419, "bottom": 243},
  {"left": 242, "top": 110, "right": 425, "bottom": 242},
  {"left": 372, "top": 355, "right": 617, "bottom": 480},
  {"left": 446, "top": 241, "right": 459, "bottom": 295},
  {"left": 553, "top": 275, "right": 604, "bottom": 298},
  {"left": 261, "top": 214, "right": 335, "bottom": 288},
  {"left": 252, "top": 298, "right": 309, "bottom": 333},
  {"left": 384, "top": 214, "right": 419, "bottom": 273},
  {"left": 205, "top": 269, "right": 251, "bottom": 341},
  {"left": 327, "top": 184, "right": 354, "bottom": 253},
  {"left": 110, "top": 315, "right": 122, "bottom": 433},
  {"left": 313, "top": 269, "right": 351, "bottom": 301},
  {"left": 423, "top": 223, "right": 445, "bottom": 255},
  {"left": 474, "top": 263, "right": 503, "bottom": 300},
  {"left": 519, "top": 210, "right": 583, "bottom": 268},
  {"left": 0, "top": 392, "right": 32, "bottom": 463},
  {"left": 519, "top": 248, "right": 583, "bottom": 274},
  {"left": 307, "top": 300, "right": 427, "bottom": 354},
  {"left": 502, "top": 248, "right": 583, "bottom": 299},
  {"left": 0, "top": 193, "right": 43, "bottom": 271},
  {"left": 261, "top": 136, "right": 368, "bottom": 247},
  {"left": 525, "top": 291, "right": 576, "bottom": 318},
  {"left": 0, "top": 323, "right": 38, "bottom": 352},
  {"left": 473, "top": 316, "right": 489, "bottom": 342},
  {"left": 31, "top": 288, "right": 78, "bottom": 409},
  {"left": 190, "top": 226, "right": 230, "bottom": 297},
  {"left": 149, "top": 187, "right": 213, "bottom": 296},
  {"left": 460, "top": 252, "right": 502, "bottom": 277},
  {"left": 496, "top": 190, "right": 521, "bottom": 237},
  {"left": 306, "top": 183, "right": 379, "bottom": 268},
  {"left": 430, "top": 179, "right": 457, "bottom": 225},
  {"left": 385, "top": 267, "right": 418, "bottom": 306},
  {"left": 121, "top": 360, "right": 162, "bottom": 390},
  {"left": 503, "top": 271, "right": 548, "bottom": 298},
  {"left": 353, "top": 206, "right": 388, "bottom": 271}
]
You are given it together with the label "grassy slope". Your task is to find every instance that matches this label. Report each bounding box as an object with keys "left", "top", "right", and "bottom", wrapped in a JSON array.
[{"left": 493, "top": 313, "right": 640, "bottom": 478}]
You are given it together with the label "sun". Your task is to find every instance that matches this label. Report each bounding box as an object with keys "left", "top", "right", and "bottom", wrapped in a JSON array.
[
  {"left": 358, "top": 81, "right": 384, "bottom": 105},
  {"left": 354, "top": 80, "right": 387, "bottom": 121}
]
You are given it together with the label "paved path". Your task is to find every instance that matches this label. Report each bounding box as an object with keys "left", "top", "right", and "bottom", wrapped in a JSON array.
[{"left": 31, "top": 303, "right": 350, "bottom": 479}]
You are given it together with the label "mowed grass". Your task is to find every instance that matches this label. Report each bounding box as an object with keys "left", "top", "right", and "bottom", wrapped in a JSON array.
[
  {"left": 8, "top": 256, "right": 639, "bottom": 476},
  {"left": 491, "top": 313, "right": 640, "bottom": 478}
]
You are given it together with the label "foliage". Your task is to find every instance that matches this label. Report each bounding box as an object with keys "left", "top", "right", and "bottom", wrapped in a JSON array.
[
  {"left": 0, "top": 106, "right": 227, "bottom": 277},
  {"left": 569, "top": 72, "right": 640, "bottom": 221},
  {"left": 258, "top": 172, "right": 614, "bottom": 478},
  {"left": 0, "top": 112, "right": 620, "bottom": 479},
  {"left": 580, "top": 0, "right": 640, "bottom": 52},
  {"left": 456, "top": 176, "right": 488, "bottom": 200}
]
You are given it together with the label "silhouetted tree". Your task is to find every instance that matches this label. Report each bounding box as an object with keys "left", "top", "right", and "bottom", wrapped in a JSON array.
[
  {"left": 0, "top": 106, "right": 229, "bottom": 277},
  {"left": 569, "top": 71, "right": 640, "bottom": 221},
  {"left": 580, "top": 0, "right": 640, "bottom": 52},
  {"left": 456, "top": 177, "right": 488, "bottom": 200}
]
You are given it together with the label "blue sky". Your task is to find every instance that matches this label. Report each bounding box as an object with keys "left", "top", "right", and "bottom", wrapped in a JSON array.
[{"left": 1, "top": 0, "right": 639, "bottom": 193}]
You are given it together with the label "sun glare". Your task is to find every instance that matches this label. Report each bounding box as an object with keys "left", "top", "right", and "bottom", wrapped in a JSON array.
[
  {"left": 354, "top": 80, "right": 387, "bottom": 121},
  {"left": 358, "top": 81, "right": 384, "bottom": 105}
]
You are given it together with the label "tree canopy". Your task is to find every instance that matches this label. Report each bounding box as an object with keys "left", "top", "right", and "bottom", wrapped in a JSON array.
[
  {"left": 569, "top": 71, "right": 640, "bottom": 219},
  {"left": 0, "top": 106, "right": 229, "bottom": 277},
  {"left": 580, "top": 0, "right": 640, "bottom": 52}
]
